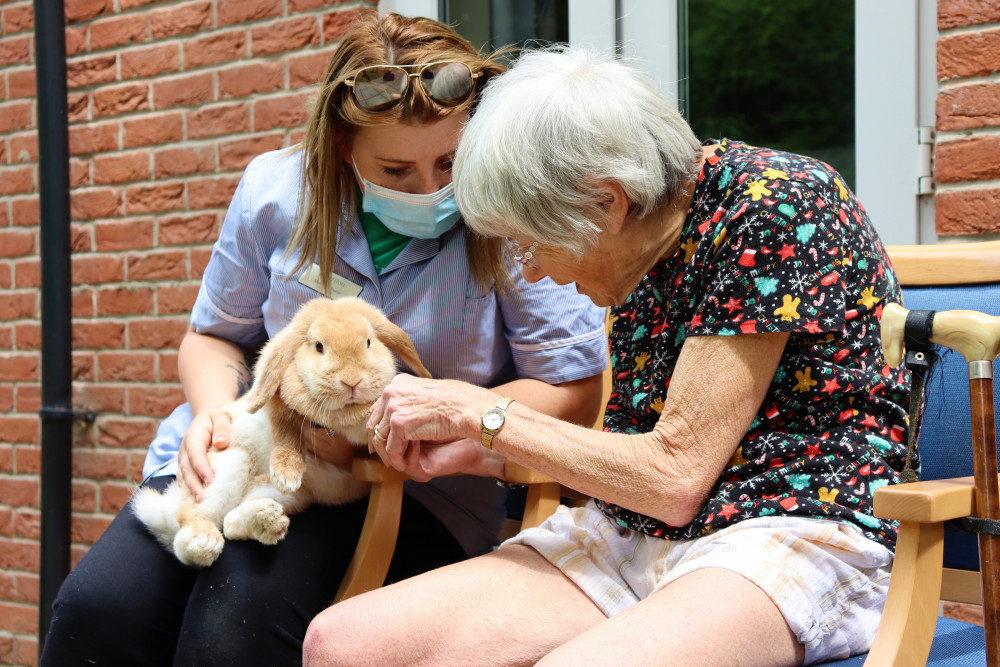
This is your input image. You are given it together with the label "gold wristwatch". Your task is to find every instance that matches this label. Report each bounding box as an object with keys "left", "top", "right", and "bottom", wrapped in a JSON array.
[{"left": 480, "top": 397, "right": 514, "bottom": 449}]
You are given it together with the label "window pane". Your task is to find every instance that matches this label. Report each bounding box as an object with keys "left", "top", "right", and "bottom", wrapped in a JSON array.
[
  {"left": 681, "top": 0, "right": 856, "bottom": 188},
  {"left": 446, "top": 0, "right": 568, "bottom": 53}
]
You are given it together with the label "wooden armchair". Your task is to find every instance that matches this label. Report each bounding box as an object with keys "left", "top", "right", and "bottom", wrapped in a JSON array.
[{"left": 822, "top": 240, "right": 1000, "bottom": 666}]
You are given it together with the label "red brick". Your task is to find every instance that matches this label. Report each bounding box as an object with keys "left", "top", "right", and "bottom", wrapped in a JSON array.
[
  {"left": 289, "top": 48, "right": 337, "bottom": 87},
  {"left": 71, "top": 479, "right": 98, "bottom": 512},
  {"left": 0, "top": 165, "right": 33, "bottom": 195},
  {"left": 219, "top": 0, "right": 281, "bottom": 26},
  {"left": 187, "top": 175, "right": 239, "bottom": 209},
  {"left": 153, "top": 145, "right": 216, "bottom": 179},
  {"left": 93, "top": 151, "right": 150, "bottom": 185},
  {"left": 72, "top": 448, "right": 128, "bottom": 479},
  {"left": 2, "top": 3, "right": 33, "bottom": 34},
  {"left": 150, "top": 0, "right": 212, "bottom": 39},
  {"left": 120, "top": 42, "right": 180, "bottom": 79},
  {"left": 71, "top": 514, "right": 114, "bottom": 544},
  {"left": 66, "top": 54, "right": 117, "bottom": 89},
  {"left": 73, "top": 351, "right": 95, "bottom": 381},
  {"left": 7, "top": 67, "right": 36, "bottom": 99},
  {"left": 937, "top": 83, "right": 1000, "bottom": 130},
  {"left": 89, "top": 13, "right": 148, "bottom": 50},
  {"left": 0, "top": 100, "right": 32, "bottom": 133},
  {"left": 0, "top": 265, "right": 10, "bottom": 289},
  {"left": 0, "top": 602, "right": 37, "bottom": 637},
  {"left": 938, "top": 30, "right": 1000, "bottom": 80},
  {"left": 97, "top": 417, "right": 157, "bottom": 448},
  {"left": 70, "top": 158, "right": 91, "bottom": 188},
  {"left": 68, "top": 92, "right": 89, "bottom": 122},
  {"left": 73, "top": 383, "right": 126, "bottom": 413},
  {"left": 129, "top": 318, "right": 187, "bottom": 350},
  {"left": 69, "top": 121, "right": 119, "bottom": 156},
  {"left": 0, "top": 445, "right": 10, "bottom": 474},
  {"left": 13, "top": 322, "right": 39, "bottom": 351},
  {"left": 96, "top": 350, "right": 155, "bottom": 381},
  {"left": 71, "top": 222, "right": 93, "bottom": 252},
  {"left": 157, "top": 283, "right": 200, "bottom": 313},
  {"left": 939, "top": 0, "right": 1000, "bottom": 29},
  {"left": 0, "top": 386, "right": 11, "bottom": 412},
  {"left": 218, "top": 61, "right": 282, "bottom": 99},
  {"left": 120, "top": 0, "right": 158, "bottom": 8},
  {"left": 253, "top": 93, "right": 310, "bottom": 132},
  {"left": 13, "top": 510, "right": 40, "bottom": 541},
  {"left": 96, "top": 286, "right": 154, "bottom": 316},
  {"left": 122, "top": 112, "right": 183, "bottom": 149},
  {"left": 0, "top": 478, "right": 35, "bottom": 509},
  {"left": 323, "top": 8, "right": 364, "bottom": 42},
  {"left": 935, "top": 136, "right": 1000, "bottom": 184},
  {"left": 11, "top": 197, "right": 38, "bottom": 227},
  {"left": 71, "top": 187, "right": 123, "bottom": 220},
  {"left": 0, "top": 34, "right": 31, "bottom": 65},
  {"left": 190, "top": 247, "right": 212, "bottom": 276},
  {"left": 71, "top": 321, "right": 125, "bottom": 349},
  {"left": 0, "top": 356, "right": 37, "bottom": 382},
  {"left": 125, "top": 181, "right": 185, "bottom": 214},
  {"left": 93, "top": 82, "right": 150, "bottom": 118},
  {"left": 290, "top": 0, "right": 355, "bottom": 9},
  {"left": 187, "top": 102, "right": 250, "bottom": 139},
  {"left": 159, "top": 351, "right": 179, "bottom": 382},
  {"left": 99, "top": 482, "right": 135, "bottom": 512},
  {"left": 0, "top": 636, "right": 10, "bottom": 667},
  {"left": 129, "top": 384, "right": 186, "bottom": 416},
  {"left": 153, "top": 72, "right": 213, "bottom": 109},
  {"left": 65, "top": 25, "right": 87, "bottom": 56},
  {"left": 65, "top": 0, "right": 113, "bottom": 23},
  {"left": 15, "top": 572, "right": 40, "bottom": 605},
  {"left": 73, "top": 287, "right": 95, "bottom": 316},
  {"left": 218, "top": 134, "right": 283, "bottom": 171},
  {"left": 71, "top": 255, "right": 125, "bottom": 286},
  {"left": 95, "top": 218, "right": 154, "bottom": 251},
  {"left": 0, "top": 291, "right": 33, "bottom": 319},
  {"left": 936, "top": 188, "right": 1000, "bottom": 234},
  {"left": 251, "top": 16, "right": 319, "bottom": 56},
  {"left": 127, "top": 249, "right": 187, "bottom": 280},
  {"left": 158, "top": 213, "right": 217, "bottom": 245},
  {"left": 184, "top": 29, "right": 248, "bottom": 69},
  {"left": 0, "top": 229, "right": 33, "bottom": 258},
  {"left": 13, "top": 259, "right": 40, "bottom": 289}
]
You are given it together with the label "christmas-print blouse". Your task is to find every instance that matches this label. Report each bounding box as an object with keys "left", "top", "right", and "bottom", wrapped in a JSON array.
[{"left": 596, "top": 139, "right": 910, "bottom": 550}]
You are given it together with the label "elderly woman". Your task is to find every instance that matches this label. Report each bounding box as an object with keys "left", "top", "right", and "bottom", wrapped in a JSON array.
[{"left": 303, "top": 47, "right": 909, "bottom": 666}]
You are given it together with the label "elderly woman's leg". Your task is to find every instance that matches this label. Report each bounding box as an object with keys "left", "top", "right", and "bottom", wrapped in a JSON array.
[
  {"left": 302, "top": 544, "right": 606, "bottom": 667},
  {"left": 537, "top": 567, "right": 804, "bottom": 667}
]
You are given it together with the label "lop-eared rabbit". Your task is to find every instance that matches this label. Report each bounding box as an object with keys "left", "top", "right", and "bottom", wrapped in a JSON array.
[{"left": 132, "top": 297, "right": 430, "bottom": 567}]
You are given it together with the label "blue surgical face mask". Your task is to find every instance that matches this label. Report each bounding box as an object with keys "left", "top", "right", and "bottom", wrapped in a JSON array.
[{"left": 351, "top": 159, "right": 461, "bottom": 239}]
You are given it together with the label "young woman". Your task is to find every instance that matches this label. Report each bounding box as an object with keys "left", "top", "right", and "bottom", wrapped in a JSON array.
[{"left": 41, "top": 15, "right": 607, "bottom": 666}]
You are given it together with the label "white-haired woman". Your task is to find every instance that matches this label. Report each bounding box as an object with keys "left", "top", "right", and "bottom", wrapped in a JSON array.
[{"left": 303, "top": 47, "right": 910, "bottom": 666}]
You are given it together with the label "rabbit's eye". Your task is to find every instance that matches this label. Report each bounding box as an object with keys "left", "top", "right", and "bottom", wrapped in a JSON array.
[
  {"left": 366, "top": 338, "right": 371, "bottom": 348},
  {"left": 315, "top": 342, "right": 324, "bottom": 354}
]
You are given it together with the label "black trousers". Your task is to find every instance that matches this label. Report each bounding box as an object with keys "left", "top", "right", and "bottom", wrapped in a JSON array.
[{"left": 41, "top": 475, "right": 466, "bottom": 666}]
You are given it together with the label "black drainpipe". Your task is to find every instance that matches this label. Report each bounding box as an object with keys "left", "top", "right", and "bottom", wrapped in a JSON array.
[{"left": 33, "top": 0, "right": 73, "bottom": 654}]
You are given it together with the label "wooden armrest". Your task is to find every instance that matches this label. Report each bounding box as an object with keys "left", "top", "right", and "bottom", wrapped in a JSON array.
[
  {"left": 352, "top": 455, "right": 410, "bottom": 483},
  {"left": 873, "top": 476, "right": 978, "bottom": 523}
]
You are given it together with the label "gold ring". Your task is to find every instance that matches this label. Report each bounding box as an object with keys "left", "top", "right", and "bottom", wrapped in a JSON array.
[{"left": 373, "top": 423, "right": 387, "bottom": 442}]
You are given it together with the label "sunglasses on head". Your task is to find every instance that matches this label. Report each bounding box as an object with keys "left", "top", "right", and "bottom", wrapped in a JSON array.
[{"left": 344, "top": 61, "right": 482, "bottom": 111}]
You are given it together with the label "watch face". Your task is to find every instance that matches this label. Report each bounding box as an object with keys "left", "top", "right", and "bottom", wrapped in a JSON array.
[{"left": 483, "top": 409, "right": 504, "bottom": 431}]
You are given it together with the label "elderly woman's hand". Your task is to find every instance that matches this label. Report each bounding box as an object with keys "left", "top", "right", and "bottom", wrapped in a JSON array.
[{"left": 367, "top": 374, "right": 505, "bottom": 482}]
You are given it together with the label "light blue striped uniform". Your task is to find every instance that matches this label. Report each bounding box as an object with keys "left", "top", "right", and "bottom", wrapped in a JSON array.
[{"left": 142, "top": 148, "right": 608, "bottom": 557}]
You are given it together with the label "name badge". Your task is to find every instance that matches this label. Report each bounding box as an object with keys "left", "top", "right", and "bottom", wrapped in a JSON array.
[{"left": 298, "top": 264, "right": 363, "bottom": 299}]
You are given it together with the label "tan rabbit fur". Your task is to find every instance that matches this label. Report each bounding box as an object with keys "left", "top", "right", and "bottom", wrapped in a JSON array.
[{"left": 132, "top": 297, "right": 431, "bottom": 567}]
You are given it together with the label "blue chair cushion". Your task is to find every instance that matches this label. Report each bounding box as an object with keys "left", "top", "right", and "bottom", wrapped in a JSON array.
[{"left": 821, "top": 617, "right": 987, "bottom": 665}]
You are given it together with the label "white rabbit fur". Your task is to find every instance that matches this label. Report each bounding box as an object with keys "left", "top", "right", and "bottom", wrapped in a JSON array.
[{"left": 131, "top": 297, "right": 430, "bottom": 567}]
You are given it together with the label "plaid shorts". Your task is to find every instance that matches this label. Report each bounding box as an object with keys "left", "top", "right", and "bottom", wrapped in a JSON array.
[{"left": 504, "top": 502, "right": 893, "bottom": 664}]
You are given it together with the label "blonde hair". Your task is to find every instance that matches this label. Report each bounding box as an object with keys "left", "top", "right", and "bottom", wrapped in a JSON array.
[{"left": 291, "top": 12, "right": 509, "bottom": 292}]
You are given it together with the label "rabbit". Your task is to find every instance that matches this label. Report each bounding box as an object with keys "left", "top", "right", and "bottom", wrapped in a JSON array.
[{"left": 131, "top": 296, "right": 431, "bottom": 567}]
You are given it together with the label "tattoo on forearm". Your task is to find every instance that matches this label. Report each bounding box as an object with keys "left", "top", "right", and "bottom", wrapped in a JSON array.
[{"left": 226, "top": 360, "right": 252, "bottom": 397}]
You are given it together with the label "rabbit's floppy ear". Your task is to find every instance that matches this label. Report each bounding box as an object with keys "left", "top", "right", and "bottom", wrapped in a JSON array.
[
  {"left": 360, "top": 307, "right": 431, "bottom": 379},
  {"left": 244, "top": 302, "right": 316, "bottom": 413}
]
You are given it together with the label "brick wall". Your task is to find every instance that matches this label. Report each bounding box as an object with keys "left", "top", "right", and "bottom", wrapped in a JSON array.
[
  {"left": 935, "top": 0, "right": 1000, "bottom": 235},
  {"left": 0, "top": 0, "right": 374, "bottom": 663}
]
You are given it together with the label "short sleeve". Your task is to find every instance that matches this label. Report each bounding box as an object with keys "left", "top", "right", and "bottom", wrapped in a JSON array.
[{"left": 691, "top": 176, "right": 847, "bottom": 338}]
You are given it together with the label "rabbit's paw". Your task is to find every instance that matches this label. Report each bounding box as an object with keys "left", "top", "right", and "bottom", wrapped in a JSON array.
[
  {"left": 174, "top": 524, "right": 224, "bottom": 567},
  {"left": 223, "top": 498, "right": 289, "bottom": 545},
  {"left": 270, "top": 450, "right": 305, "bottom": 494}
]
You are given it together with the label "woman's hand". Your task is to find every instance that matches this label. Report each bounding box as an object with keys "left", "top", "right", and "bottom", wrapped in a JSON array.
[
  {"left": 367, "top": 375, "right": 505, "bottom": 481},
  {"left": 178, "top": 409, "right": 232, "bottom": 502}
]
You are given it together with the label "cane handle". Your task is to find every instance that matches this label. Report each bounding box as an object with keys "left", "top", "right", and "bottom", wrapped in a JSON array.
[{"left": 882, "top": 302, "right": 1000, "bottom": 367}]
